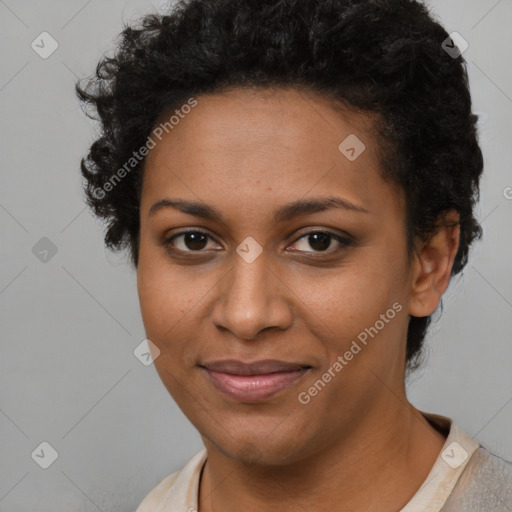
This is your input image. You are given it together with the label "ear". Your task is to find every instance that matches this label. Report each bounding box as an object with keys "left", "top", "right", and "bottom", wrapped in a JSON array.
[{"left": 408, "top": 209, "right": 461, "bottom": 318}]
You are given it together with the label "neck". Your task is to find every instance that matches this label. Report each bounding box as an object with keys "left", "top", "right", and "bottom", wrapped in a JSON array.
[{"left": 198, "top": 401, "right": 446, "bottom": 512}]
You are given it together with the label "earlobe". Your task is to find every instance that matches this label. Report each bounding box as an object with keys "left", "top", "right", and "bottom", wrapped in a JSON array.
[{"left": 408, "top": 210, "right": 460, "bottom": 318}]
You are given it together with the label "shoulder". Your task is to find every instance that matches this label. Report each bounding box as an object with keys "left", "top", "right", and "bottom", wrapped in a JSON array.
[
  {"left": 442, "top": 446, "right": 512, "bottom": 511},
  {"left": 135, "top": 471, "right": 181, "bottom": 511},
  {"left": 136, "top": 448, "right": 207, "bottom": 512}
]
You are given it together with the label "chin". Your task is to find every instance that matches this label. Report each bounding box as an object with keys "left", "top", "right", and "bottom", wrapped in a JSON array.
[
  {"left": 201, "top": 416, "right": 316, "bottom": 467},
  {"left": 215, "top": 437, "right": 304, "bottom": 466}
]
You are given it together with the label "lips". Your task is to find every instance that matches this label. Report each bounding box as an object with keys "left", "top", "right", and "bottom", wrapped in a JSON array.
[
  {"left": 202, "top": 359, "right": 309, "bottom": 375},
  {"left": 200, "top": 359, "right": 311, "bottom": 402}
]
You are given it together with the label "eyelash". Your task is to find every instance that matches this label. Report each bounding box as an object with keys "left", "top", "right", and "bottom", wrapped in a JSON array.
[{"left": 163, "top": 228, "right": 354, "bottom": 256}]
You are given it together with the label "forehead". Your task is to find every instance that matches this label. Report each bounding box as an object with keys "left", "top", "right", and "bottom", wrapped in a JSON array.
[
  {"left": 141, "top": 87, "right": 402, "bottom": 222},
  {"left": 150, "top": 87, "right": 377, "bottom": 159}
]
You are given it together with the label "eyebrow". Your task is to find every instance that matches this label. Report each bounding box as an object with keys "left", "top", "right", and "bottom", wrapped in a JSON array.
[{"left": 148, "top": 196, "right": 369, "bottom": 223}]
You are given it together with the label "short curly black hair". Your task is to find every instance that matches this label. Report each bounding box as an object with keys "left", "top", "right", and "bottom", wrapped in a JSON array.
[{"left": 77, "top": 0, "right": 483, "bottom": 371}]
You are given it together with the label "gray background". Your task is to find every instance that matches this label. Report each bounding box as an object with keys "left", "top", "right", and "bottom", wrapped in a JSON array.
[{"left": 1, "top": 0, "right": 511, "bottom": 510}]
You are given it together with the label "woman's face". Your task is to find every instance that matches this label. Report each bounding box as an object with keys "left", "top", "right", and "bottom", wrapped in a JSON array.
[{"left": 137, "top": 87, "right": 417, "bottom": 465}]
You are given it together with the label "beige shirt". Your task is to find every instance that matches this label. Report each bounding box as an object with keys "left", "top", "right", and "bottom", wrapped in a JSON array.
[{"left": 136, "top": 412, "right": 508, "bottom": 511}]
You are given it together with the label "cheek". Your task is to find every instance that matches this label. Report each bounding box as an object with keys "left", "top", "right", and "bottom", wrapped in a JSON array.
[
  {"left": 288, "top": 250, "right": 408, "bottom": 371},
  {"left": 137, "top": 255, "right": 195, "bottom": 334},
  {"left": 136, "top": 253, "right": 217, "bottom": 370},
  {"left": 137, "top": 264, "right": 198, "bottom": 395},
  {"left": 297, "top": 265, "right": 400, "bottom": 329}
]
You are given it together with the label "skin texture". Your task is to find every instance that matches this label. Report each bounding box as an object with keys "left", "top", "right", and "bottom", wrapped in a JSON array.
[{"left": 137, "top": 87, "right": 460, "bottom": 511}]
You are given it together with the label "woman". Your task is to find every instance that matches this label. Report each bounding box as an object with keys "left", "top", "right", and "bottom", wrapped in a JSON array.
[{"left": 77, "top": 0, "right": 512, "bottom": 510}]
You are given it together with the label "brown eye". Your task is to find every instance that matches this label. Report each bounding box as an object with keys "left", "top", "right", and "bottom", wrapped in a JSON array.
[
  {"left": 290, "top": 231, "right": 352, "bottom": 253},
  {"left": 307, "top": 233, "right": 331, "bottom": 251},
  {"left": 165, "top": 230, "right": 218, "bottom": 252}
]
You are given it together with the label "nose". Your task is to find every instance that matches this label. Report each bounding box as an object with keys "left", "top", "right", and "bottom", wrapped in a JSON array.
[{"left": 211, "top": 253, "right": 293, "bottom": 341}]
